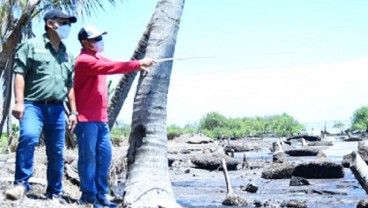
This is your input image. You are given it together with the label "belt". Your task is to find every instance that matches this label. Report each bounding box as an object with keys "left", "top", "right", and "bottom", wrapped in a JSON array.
[{"left": 34, "top": 100, "right": 63, "bottom": 105}]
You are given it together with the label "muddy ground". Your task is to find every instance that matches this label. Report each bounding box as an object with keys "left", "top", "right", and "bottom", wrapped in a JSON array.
[{"left": 0, "top": 136, "right": 366, "bottom": 208}]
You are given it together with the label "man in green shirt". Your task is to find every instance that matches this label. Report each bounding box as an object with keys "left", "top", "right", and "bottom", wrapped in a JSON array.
[{"left": 5, "top": 9, "right": 78, "bottom": 201}]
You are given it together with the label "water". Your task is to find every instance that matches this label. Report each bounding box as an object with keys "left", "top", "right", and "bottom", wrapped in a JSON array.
[
  {"left": 117, "top": 138, "right": 364, "bottom": 207},
  {"left": 172, "top": 137, "right": 364, "bottom": 208}
]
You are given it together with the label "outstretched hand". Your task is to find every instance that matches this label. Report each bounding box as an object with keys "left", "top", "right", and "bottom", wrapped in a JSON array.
[{"left": 139, "top": 58, "right": 156, "bottom": 73}]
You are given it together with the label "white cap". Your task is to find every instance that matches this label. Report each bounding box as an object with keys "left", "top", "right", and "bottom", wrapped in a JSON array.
[{"left": 78, "top": 25, "right": 107, "bottom": 40}]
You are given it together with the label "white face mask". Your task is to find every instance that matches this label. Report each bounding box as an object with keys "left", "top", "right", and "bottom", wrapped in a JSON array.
[
  {"left": 92, "top": 40, "right": 104, "bottom": 53},
  {"left": 55, "top": 25, "right": 71, "bottom": 39}
]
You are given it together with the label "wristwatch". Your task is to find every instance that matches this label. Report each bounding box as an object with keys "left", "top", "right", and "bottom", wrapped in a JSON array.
[{"left": 70, "top": 111, "right": 79, "bottom": 116}]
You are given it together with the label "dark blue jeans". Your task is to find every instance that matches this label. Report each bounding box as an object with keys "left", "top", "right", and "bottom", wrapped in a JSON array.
[
  {"left": 15, "top": 101, "right": 65, "bottom": 197},
  {"left": 75, "top": 122, "right": 112, "bottom": 202}
]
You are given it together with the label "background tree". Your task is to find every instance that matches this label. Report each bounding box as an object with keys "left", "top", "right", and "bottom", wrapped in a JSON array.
[
  {"left": 269, "top": 113, "right": 304, "bottom": 137},
  {"left": 333, "top": 120, "right": 346, "bottom": 134},
  {"left": 200, "top": 112, "right": 227, "bottom": 130},
  {"left": 198, "top": 112, "right": 304, "bottom": 138},
  {"left": 123, "top": 0, "right": 185, "bottom": 207},
  {"left": 351, "top": 106, "right": 368, "bottom": 132}
]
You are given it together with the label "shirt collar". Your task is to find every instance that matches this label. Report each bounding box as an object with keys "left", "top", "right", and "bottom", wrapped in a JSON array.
[
  {"left": 81, "top": 48, "right": 98, "bottom": 58},
  {"left": 42, "top": 33, "right": 66, "bottom": 53}
]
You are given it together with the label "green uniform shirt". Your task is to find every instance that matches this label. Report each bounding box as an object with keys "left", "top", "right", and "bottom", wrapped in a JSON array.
[{"left": 13, "top": 34, "right": 74, "bottom": 101}]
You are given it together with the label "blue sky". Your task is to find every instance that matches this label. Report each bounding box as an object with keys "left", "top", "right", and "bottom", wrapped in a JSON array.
[{"left": 34, "top": 0, "right": 368, "bottom": 130}]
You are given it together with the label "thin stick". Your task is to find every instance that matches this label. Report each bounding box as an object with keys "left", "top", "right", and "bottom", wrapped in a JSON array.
[{"left": 155, "top": 55, "right": 213, "bottom": 63}]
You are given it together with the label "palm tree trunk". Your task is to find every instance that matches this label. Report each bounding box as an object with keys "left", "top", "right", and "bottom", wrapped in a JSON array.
[
  {"left": 107, "top": 28, "right": 152, "bottom": 130},
  {"left": 0, "top": 56, "right": 15, "bottom": 137},
  {"left": 0, "top": 0, "right": 41, "bottom": 136},
  {"left": 123, "top": 0, "right": 185, "bottom": 207},
  {"left": 350, "top": 151, "right": 368, "bottom": 194}
]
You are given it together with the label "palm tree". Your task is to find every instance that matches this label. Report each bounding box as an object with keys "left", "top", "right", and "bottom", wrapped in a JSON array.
[
  {"left": 107, "top": 25, "right": 151, "bottom": 130},
  {"left": 0, "top": 0, "right": 122, "bottom": 137},
  {"left": 123, "top": 0, "right": 185, "bottom": 207}
]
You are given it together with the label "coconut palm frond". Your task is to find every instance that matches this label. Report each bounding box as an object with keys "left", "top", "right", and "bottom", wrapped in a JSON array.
[{"left": 34, "top": 0, "right": 123, "bottom": 21}]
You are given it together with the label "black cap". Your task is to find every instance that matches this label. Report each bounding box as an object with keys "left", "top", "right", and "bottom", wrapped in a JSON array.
[
  {"left": 78, "top": 25, "right": 107, "bottom": 41},
  {"left": 44, "top": 9, "right": 77, "bottom": 23}
]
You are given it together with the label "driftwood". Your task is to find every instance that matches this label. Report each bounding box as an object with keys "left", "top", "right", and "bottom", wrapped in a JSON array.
[
  {"left": 224, "top": 145, "right": 252, "bottom": 154},
  {"left": 168, "top": 154, "right": 189, "bottom": 167},
  {"left": 191, "top": 152, "right": 241, "bottom": 170},
  {"left": 262, "top": 141, "right": 294, "bottom": 179},
  {"left": 342, "top": 141, "right": 368, "bottom": 168},
  {"left": 292, "top": 158, "right": 344, "bottom": 179},
  {"left": 344, "top": 138, "right": 363, "bottom": 142},
  {"left": 261, "top": 162, "right": 295, "bottom": 179},
  {"left": 287, "top": 134, "right": 321, "bottom": 142},
  {"left": 311, "top": 189, "right": 347, "bottom": 195},
  {"left": 307, "top": 141, "right": 333, "bottom": 146},
  {"left": 64, "top": 159, "right": 79, "bottom": 186},
  {"left": 221, "top": 159, "right": 247, "bottom": 206},
  {"left": 357, "top": 200, "right": 368, "bottom": 208},
  {"left": 242, "top": 154, "right": 249, "bottom": 169},
  {"left": 285, "top": 148, "right": 320, "bottom": 156},
  {"left": 240, "top": 183, "right": 258, "bottom": 193},
  {"left": 344, "top": 132, "right": 363, "bottom": 142},
  {"left": 280, "top": 200, "right": 307, "bottom": 208},
  {"left": 186, "top": 133, "right": 213, "bottom": 144},
  {"left": 64, "top": 151, "right": 128, "bottom": 189},
  {"left": 289, "top": 176, "right": 310, "bottom": 186},
  {"left": 350, "top": 151, "right": 368, "bottom": 194},
  {"left": 270, "top": 140, "right": 289, "bottom": 153}
]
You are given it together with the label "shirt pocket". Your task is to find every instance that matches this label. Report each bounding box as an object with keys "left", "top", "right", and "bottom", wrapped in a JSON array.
[
  {"left": 61, "top": 62, "right": 73, "bottom": 79},
  {"left": 32, "top": 53, "right": 51, "bottom": 74}
]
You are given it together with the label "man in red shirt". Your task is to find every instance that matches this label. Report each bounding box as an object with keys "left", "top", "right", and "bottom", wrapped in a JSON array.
[{"left": 74, "top": 25, "right": 155, "bottom": 207}]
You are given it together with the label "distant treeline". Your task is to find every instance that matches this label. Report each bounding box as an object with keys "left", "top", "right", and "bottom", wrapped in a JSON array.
[
  {"left": 114, "top": 105, "right": 368, "bottom": 140},
  {"left": 168, "top": 112, "right": 304, "bottom": 139}
]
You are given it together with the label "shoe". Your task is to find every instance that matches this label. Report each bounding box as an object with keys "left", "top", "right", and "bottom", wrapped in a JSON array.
[
  {"left": 77, "top": 198, "right": 103, "bottom": 208},
  {"left": 47, "top": 194, "right": 67, "bottom": 204},
  {"left": 97, "top": 194, "right": 117, "bottom": 207},
  {"left": 4, "top": 185, "right": 26, "bottom": 200}
]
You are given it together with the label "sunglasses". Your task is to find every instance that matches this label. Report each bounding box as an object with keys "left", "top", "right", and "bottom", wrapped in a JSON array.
[
  {"left": 53, "top": 19, "right": 71, "bottom": 26},
  {"left": 88, "top": 36, "right": 103, "bottom": 42}
]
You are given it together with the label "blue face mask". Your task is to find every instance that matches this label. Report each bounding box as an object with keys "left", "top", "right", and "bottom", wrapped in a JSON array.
[{"left": 56, "top": 25, "right": 71, "bottom": 39}]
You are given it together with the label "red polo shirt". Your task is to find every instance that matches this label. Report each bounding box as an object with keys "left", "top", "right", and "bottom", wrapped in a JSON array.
[{"left": 74, "top": 49, "right": 141, "bottom": 122}]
